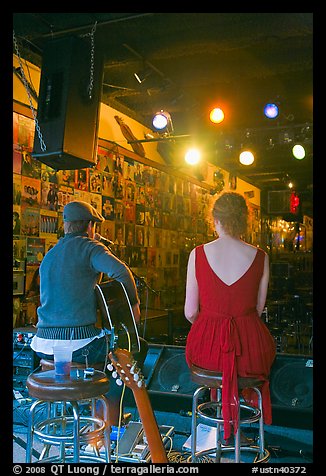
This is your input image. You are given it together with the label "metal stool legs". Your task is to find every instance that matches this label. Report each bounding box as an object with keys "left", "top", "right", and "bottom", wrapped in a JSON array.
[
  {"left": 191, "top": 385, "right": 267, "bottom": 463},
  {"left": 26, "top": 396, "right": 110, "bottom": 463}
]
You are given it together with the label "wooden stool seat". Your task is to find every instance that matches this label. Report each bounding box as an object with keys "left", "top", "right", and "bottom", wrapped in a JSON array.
[
  {"left": 25, "top": 369, "right": 111, "bottom": 463},
  {"left": 27, "top": 369, "right": 110, "bottom": 401},
  {"left": 190, "top": 364, "right": 264, "bottom": 389}
]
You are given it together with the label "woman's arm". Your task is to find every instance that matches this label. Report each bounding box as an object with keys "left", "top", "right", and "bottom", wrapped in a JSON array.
[
  {"left": 257, "top": 252, "right": 270, "bottom": 317},
  {"left": 184, "top": 248, "right": 199, "bottom": 323}
]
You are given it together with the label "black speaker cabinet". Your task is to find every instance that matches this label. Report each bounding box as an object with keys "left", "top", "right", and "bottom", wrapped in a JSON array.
[
  {"left": 139, "top": 344, "right": 200, "bottom": 412},
  {"left": 32, "top": 36, "right": 103, "bottom": 170},
  {"left": 139, "top": 345, "right": 313, "bottom": 429},
  {"left": 269, "top": 353, "right": 313, "bottom": 429}
]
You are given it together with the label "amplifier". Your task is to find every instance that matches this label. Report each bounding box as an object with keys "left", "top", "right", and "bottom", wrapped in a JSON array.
[
  {"left": 13, "top": 326, "right": 39, "bottom": 392},
  {"left": 13, "top": 326, "right": 37, "bottom": 348}
]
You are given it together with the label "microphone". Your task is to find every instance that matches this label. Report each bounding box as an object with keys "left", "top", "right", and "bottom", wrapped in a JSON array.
[{"left": 95, "top": 234, "right": 115, "bottom": 247}]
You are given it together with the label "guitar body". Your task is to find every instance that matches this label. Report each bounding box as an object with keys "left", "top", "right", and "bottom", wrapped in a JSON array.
[
  {"left": 95, "top": 280, "right": 140, "bottom": 352},
  {"left": 109, "top": 348, "right": 168, "bottom": 463}
]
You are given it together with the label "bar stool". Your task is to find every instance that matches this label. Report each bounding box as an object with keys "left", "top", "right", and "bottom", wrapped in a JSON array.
[
  {"left": 25, "top": 368, "right": 111, "bottom": 463},
  {"left": 189, "top": 364, "right": 270, "bottom": 463}
]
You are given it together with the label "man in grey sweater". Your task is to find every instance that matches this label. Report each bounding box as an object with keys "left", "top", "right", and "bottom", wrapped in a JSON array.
[{"left": 31, "top": 200, "right": 147, "bottom": 426}]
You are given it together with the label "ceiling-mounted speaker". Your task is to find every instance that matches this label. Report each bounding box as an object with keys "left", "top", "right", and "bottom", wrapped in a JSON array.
[{"left": 32, "top": 36, "right": 103, "bottom": 170}]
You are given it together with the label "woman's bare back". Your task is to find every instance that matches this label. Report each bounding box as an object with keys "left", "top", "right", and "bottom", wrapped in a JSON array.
[{"left": 203, "top": 237, "right": 258, "bottom": 286}]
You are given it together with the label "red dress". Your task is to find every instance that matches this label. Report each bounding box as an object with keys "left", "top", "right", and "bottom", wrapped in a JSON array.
[{"left": 185, "top": 245, "right": 276, "bottom": 440}]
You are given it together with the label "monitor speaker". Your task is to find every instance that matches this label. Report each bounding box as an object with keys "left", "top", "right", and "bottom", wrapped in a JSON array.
[
  {"left": 270, "top": 353, "right": 313, "bottom": 409},
  {"left": 134, "top": 344, "right": 200, "bottom": 412},
  {"left": 269, "top": 353, "right": 313, "bottom": 429},
  {"left": 140, "top": 345, "right": 313, "bottom": 429},
  {"left": 32, "top": 35, "right": 103, "bottom": 170},
  {"left": 145, "top": 344, "right": 198, "bottom": 397}
]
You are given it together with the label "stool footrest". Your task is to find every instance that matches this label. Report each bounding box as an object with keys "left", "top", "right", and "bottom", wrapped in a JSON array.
[
  {"left": 34, "top": 415, "right": 107, "bottom": 445},
  {"left": 188, "top": 446, "right": 270, "bottom": 463},
  {"left": 197, "top": 401, "right": 261, "bottom": 426}
]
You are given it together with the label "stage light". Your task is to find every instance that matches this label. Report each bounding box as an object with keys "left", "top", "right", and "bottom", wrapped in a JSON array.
[
  {"left": 292, "top": 144, "right": 305, "bottom": 160},
  {"left": 239, "top": 150, "right": 255, "bottom": 165},
  {"left": 152, "top": 110, "right": 173, "bottom": 132},
  {"left": 209, "top": 107, "right": 225, "bottom": 124},
  {"left": 185, "top": 148, "right": 201, "bottom": 165},
  {"left": 264, "top": 103, "right": 279, "bottom": 119}
]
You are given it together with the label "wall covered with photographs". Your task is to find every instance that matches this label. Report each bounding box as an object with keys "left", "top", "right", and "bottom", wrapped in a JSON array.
[{"left": 13, "top": 110, "right": 224, "bottom": 326}]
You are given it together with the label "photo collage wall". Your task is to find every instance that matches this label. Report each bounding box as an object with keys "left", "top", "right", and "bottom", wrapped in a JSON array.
[{"left": 13, "top": 111, "right": 216, "bottom": 326}]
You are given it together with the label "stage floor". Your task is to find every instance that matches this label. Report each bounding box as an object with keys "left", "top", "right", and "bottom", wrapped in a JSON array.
[{"left": 12, "top": 401, "right": 313, "bottom": 465}]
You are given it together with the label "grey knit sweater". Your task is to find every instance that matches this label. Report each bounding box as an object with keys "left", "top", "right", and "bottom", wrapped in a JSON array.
[{"left": 36, "top": 232, "right": 139, "bottom": 340}]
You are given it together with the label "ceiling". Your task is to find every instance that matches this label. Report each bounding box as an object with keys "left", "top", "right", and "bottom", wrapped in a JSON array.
[{"left": 13, "top": 12, "right": 313, "bottom": 212}]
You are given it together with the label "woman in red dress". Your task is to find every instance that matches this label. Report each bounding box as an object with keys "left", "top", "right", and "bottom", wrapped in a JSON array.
[{"left": 185, "top": 192, "right": 276, "bottom": 442}]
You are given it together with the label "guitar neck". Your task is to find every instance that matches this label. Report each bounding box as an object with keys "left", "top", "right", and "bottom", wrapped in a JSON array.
[
  {"left": 132, "top": 386, "right": 168, "bottom": 463},
  {"left": 108, "top": 348, "right": 168, "bottom": 463}
]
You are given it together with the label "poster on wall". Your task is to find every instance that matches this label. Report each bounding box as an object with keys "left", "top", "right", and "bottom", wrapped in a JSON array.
[
  {"left": 89, "top": 169, "right": 102, "bottom": 194},
  {"left": 21, "top": 176, "right": 41, "bottom": 207},
  {"left": 26, "top": 237, "right": 45, "bottom": 265},
  {"left": 21, "top": 206, "right": 40, "bottom": 236},
  {"left": 75, "top": 169, "right": 89, "bottom": 191},
  {"left": 13, "top": 146, "right": 22, "bottom": 174},
  {"left": 41, "top": 164, "right": 59, "bottom": 184},
  {"left": 39, "top": 209, "right": 58, "bottom": 236},
  {"left": 101, "top": 220, "right": 115, "bottom": 242},
  {"left": 13, "top": 173, "right": 22, "bottom": 206},
  {"left": 21, "top": 151, "right": 41, "bottom": 179},
  {"left": 57, "top": 185, "right": 74, "bottom": 211},
  {"left": 41, "top": 181, "right": 59, "bottom": 211},
  {"left": 13, "top": 205, "right": 21, "bottom": 236},
  {"left": 90, "top": 193, "right": 102, "bottom": 214},
  {"left": 102, "top": 196, "right": 115, "bottom": 220}
]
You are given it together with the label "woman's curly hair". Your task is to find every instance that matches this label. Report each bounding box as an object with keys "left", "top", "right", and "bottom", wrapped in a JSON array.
[{"left": 212, "top": 192, "right": 248, "bottom": 237}]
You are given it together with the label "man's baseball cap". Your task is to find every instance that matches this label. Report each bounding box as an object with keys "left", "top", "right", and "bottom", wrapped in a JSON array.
[{"left": 63, "top": 200, "right": 104, "bottom": 223}]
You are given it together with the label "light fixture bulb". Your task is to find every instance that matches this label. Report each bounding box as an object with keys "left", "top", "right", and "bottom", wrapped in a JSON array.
[
  {"left": 209, "top": 107, "right": 225, "bottom": 124},
  {"left": 264, "top": 103, "right": 279, "bottom": 119},
  {"left": 239, "top": 150, "right": 254, "bottom": 165},
  {"left": 292, "top": 144, "right": 305, "bottom": 160},
  {"left": 185, "top": 148, "right": 201, "bottom": 165},
  {"left": 152, "top": 111, "right": 169, "bottom": 130}
]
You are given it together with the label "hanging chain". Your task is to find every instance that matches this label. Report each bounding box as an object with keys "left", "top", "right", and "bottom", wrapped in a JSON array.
[
  {"left": 81, "top": 21, "right": 97, "bottom": 100},
  {"left": 13, "top": 30, "right": 47, "bottom": 152}
]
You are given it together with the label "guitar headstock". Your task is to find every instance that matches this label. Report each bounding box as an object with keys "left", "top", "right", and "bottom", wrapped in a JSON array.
[{"left": 108, "top": 348, "right": 145, "bottom": 390}]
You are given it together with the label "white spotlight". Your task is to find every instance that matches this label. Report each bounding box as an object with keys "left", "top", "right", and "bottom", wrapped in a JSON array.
[{"left": 185, "top": 148, "right": 201, "bottom": 165}]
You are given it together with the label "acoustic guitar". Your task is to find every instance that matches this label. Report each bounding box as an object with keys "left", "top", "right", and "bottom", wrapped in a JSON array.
[
  {"left": 109, "top": 347, "right": 168, "bottom": 463},
  {"left": 96, "top": 280, "right": 168, "bottom": 463},
  {"left": 95, "top": 279, "right": 140, "bottom": 352}
]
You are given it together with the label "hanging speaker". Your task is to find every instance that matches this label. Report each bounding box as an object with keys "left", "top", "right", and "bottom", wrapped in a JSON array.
[{"left": 32, "top": 35, "right": 103, "bottom": 170}]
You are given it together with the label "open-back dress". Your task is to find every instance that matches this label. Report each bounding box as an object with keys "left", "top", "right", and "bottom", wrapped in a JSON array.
[{"left": 185, "top": 244, "right": 276, "bottom": 440}]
